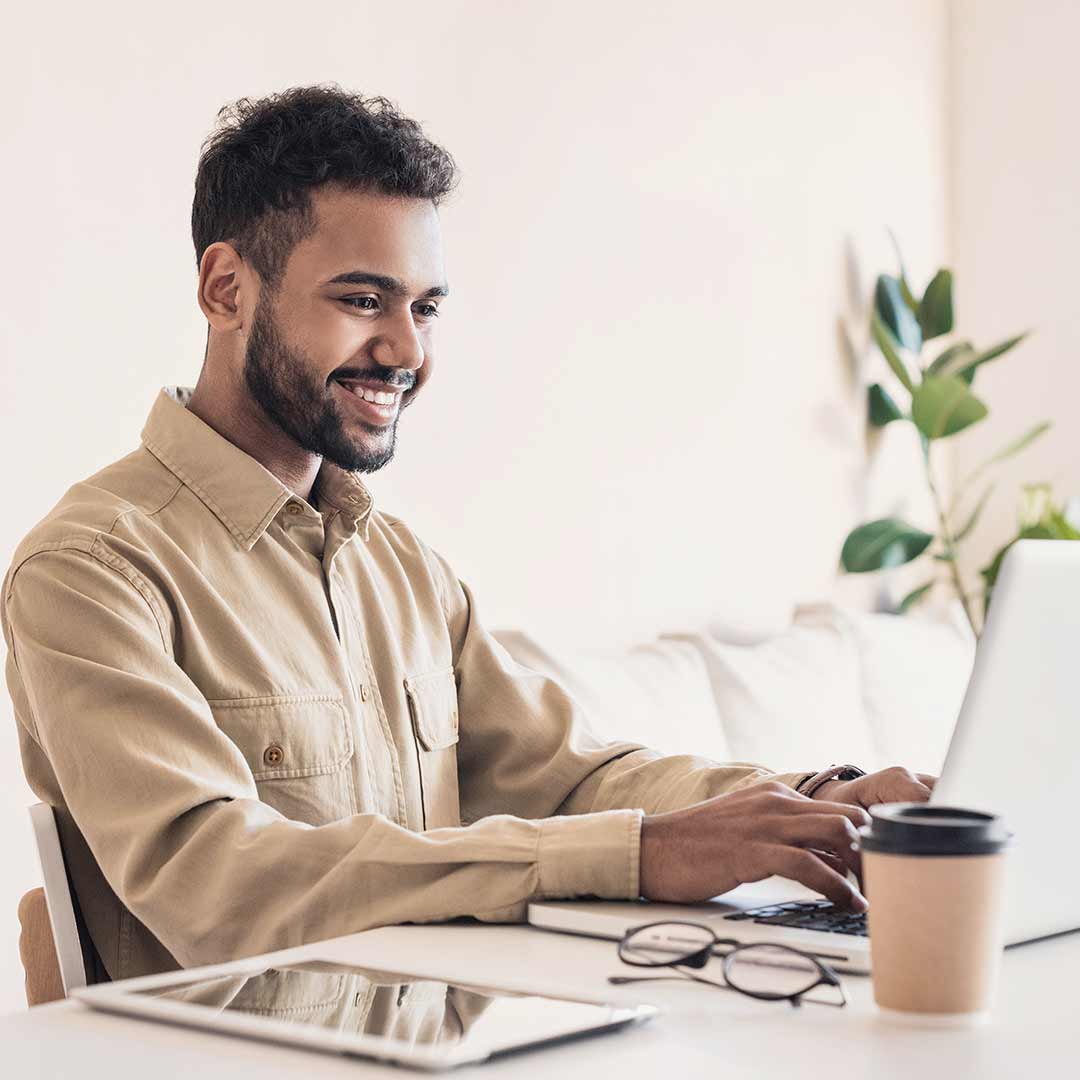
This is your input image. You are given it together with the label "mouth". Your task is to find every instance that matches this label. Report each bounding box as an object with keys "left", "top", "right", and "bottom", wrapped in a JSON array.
[{"left": 332, "top": 377, "right": 407, "bottom": 427}]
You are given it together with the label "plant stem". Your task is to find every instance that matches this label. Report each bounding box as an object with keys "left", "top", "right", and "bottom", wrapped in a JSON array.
[{"left": 924, "top": 444, "right": 980, "bottom": 637}]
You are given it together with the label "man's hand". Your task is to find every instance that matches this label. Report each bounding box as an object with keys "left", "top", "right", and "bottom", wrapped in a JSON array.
[
  {"left": 639, "top": 782, "right": 871, "bottom": 912},
  {"left": 812, "top": 766, "right": 937, "bottom": 810}
]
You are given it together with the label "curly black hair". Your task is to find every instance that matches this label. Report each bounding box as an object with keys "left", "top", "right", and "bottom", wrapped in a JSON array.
[{"left": 191, "top": 83, "right": 459, "bottom": 294}]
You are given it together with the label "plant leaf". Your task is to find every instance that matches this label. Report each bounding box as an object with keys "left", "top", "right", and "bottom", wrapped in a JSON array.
[
  {"left": 898, "top": 581, "right": 934, "bottom": 613},
  {"left": 886, "top": 228, "right": 920, "bottom": 311},
  {"left": 871, "top": 311, "right": 915, "bottom": 393},
  {"left": 911, "top": 376, "right": 989, "bottom": 440},
  {"left": 953, "top": 485, "right": 995, "bottom": 543},
  {"left": 927, "top": 341, "right": 976, "bottom": 381},
  {"left": 868, "top": 383, "right": 904, "bottom": 426},
  {"left": 952, "top": 332, "right": 1030, "bottom": 381},
  {"left": 918, "top": 269, "right": 954, "bottom": 341},
  {"left": 874, "top": 275, "right": 923, "bottom": 353},
  {"left": 974, "top": 332, "right": 1029, "bottom": 367},
  {"left": 841, "top": 518, "right": 934, "bottom": 573}
]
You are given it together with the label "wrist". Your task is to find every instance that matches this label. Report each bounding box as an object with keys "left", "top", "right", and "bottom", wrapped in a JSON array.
[
  {"left": 798, "top": 764, "right": 867, "bottom": 800},
  {"left": 812, "top": 778, "right": 846, "bottom": 801}
]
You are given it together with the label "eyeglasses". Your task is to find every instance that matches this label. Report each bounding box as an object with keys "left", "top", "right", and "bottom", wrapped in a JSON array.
[{"left": 608, "top": 920, "right": 847, "bottom": 1008}]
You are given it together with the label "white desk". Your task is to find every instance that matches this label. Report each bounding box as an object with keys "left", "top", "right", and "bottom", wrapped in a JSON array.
[{"left": 4, "top": 922, "right": 1076, "bottom": 1078}]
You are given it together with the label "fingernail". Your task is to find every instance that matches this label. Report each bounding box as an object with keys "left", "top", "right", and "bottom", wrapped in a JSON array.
[{"left": 853, "top": 894, "right": 869, "bottom": 913}]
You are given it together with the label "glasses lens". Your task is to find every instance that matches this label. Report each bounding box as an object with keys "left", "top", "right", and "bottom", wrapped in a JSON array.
[
  {"left": 622, "top": 923, "right": 715, "bottom": 966},
  {"left": 724, "top": 945, "right": 822, "bottom": 997}
]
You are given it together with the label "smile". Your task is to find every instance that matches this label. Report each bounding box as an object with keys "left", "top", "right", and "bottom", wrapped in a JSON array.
[{"left": 333, "top": 379, "right": 403, "bottom": 425}]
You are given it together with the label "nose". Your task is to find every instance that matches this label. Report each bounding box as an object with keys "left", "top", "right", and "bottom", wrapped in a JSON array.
[{"left": 370, "top": 307, "right": 425, "bottom": 378}]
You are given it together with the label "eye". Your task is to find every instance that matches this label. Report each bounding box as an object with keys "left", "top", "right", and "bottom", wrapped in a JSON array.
[
  {"left": 342, "top": 296, "right": 379, "bottom": 310},
  {"left": 414, "top": 303, "right": 440, "bottom": 320}
]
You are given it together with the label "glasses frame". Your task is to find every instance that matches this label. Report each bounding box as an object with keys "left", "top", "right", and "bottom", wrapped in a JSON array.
[{"left": 611, "top": 919, "right": 847, "bottom": 1008}]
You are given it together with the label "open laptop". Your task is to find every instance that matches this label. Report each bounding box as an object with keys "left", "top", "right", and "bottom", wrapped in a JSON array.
[{"left": 529, "top": 539, "right": 1080, "bottom": 974}]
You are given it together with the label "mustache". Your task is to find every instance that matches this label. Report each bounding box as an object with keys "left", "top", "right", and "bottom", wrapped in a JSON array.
[
  {"left": 331, "top": 369, "right": 415, "bottom": 391},
  {"left": 328, "top": 371, "right": 412, "bottom": 393},
  {"left": 328, "top": 369, "right": 412, "bottom": 390}
]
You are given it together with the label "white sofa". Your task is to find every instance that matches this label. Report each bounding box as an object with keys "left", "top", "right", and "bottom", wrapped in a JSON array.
[{"left": 492, "top": 603, "right": 976, "bottom": 780}]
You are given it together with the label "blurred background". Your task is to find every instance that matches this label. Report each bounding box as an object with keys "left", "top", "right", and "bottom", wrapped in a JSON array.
[{"left": 1, "top": 0, "right": 1075, "bottom": 1011}]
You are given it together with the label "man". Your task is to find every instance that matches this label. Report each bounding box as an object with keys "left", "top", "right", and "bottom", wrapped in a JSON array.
[{"left": 2, "top": 85, "right": 935, "bottom": 984}]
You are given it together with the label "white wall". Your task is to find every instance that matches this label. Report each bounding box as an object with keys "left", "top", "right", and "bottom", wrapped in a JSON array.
[
  {"left": 0, "top": 1, "right": 948, "bottom": 1012},
  {"left": 949, "top": 0, "right": 1080, "bottom": 584}
]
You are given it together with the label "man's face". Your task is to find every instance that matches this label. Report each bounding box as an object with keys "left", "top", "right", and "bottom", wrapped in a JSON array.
[{"left": 242, "top": 185, "right": 447, "bottom": 473}]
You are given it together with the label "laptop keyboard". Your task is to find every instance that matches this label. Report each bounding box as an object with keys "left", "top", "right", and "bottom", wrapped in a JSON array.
[{"left": 723, "top": 900, "right": 869, "bottom": 937}]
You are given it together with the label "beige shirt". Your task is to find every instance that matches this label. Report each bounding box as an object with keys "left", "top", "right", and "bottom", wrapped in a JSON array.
[{"left": 2, "top": 385, "right": 811, "bottom": 982}]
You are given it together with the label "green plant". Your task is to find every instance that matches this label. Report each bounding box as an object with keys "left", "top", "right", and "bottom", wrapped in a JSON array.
[{"left": 839, "top": 236, "right": 1057, "bottom": 636}]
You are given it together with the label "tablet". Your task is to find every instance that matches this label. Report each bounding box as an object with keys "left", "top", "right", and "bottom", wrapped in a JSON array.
[{"left": 73, "top": 957, "right": 658, "bottom": 1070}]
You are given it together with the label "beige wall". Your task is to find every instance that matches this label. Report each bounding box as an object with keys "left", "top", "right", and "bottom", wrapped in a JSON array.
[
  {"left": 949, "top": 0, "right": 1080, "bottom": 585},
  {"left": 0, "top": 1, "right": 948, "bottom": 1012}
]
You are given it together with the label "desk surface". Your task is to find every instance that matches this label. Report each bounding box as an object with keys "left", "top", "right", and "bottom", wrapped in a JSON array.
[{"left": 4, "top": 921, "right": 1076, "bottom": 1078}]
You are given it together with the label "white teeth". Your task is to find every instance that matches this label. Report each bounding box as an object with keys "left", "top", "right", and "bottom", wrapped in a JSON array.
[{"left": 339, "top": 382, "right": 398, "bottom": 407}]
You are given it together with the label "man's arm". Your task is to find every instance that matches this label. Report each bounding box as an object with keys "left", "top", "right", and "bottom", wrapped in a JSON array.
[
  {"left": 2, "top": 545, "right": 646, "bottom": 969},
  {"left": 424, "top": 542, "right": 938, "bottom": 910}
]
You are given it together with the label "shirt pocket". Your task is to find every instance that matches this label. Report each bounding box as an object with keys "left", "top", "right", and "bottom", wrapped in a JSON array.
[
  {"left": 403, "top": 667, "right": 460, "bottom": 830},
  {"left": 207, "top": 692, "right": 357, "bottom": 826}
]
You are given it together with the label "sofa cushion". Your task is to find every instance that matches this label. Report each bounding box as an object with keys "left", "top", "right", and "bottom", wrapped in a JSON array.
[
  {"left": 664, "top": 612, "right": 879, "bottom": 775},
  {"left": 795, "top": 602, "right": 975, "bottom": 775},
  {"left": 490, "top": 629, "right": 730, "bottom": 760}
]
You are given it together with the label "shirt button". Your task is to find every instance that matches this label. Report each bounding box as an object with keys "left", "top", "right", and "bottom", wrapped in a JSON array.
[
  {"left": 359, "top": 685, "right": 369, "bottom": 702},
  {"left": 263, "top": 743, "right": 285, "bottom": 766},
  {"left": 285, "top": 501, "right": 302, "bottom": 515}
]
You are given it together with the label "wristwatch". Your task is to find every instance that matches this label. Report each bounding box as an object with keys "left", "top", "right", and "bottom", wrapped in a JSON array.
[{"left": 796, "top": 763, "right": 867, "bottom": 799}]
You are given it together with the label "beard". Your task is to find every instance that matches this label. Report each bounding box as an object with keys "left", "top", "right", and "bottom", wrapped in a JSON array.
[{"left": 242, "top": 290, "right": 400, "bottom": 474}]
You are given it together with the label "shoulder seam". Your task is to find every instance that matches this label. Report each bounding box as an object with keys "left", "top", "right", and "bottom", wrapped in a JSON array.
[
  {"left": 6, "top": 542, "right": 172, "bottom": 656},
  {"left": 102, "top": 470, "right": 186, "bottom": 536}
]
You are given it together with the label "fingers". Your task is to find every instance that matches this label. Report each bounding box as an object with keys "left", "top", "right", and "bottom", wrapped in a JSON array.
[
  {"left": 794, "top": 797, "right": 872, "bottom": 831},
  {"left": 809, "top": 848, "right": 864, "bottom": 888},
  {"left": 776, "top": 812, "right": 862, "bottom": 876},
  {"left": 766, "top": 845, "right": 867, "bottom": 911},
  {"left": 881, "top": 766, "right": 933, "bottom": 803},
  {"left": 826, "top": 766, "right": 935, "bottom": 808}
]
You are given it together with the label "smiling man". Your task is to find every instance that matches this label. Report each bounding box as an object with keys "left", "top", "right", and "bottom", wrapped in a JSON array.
[{"left": 2, "top": 85, "right": 935, "bottom": 984}]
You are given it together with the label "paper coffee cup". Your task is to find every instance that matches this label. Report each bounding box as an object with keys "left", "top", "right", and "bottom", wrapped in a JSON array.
[{"left": 858, "top": 803, "right": 1011, "bottom": 1024}]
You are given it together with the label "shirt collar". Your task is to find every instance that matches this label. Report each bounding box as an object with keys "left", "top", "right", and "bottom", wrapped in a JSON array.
[{"left": 140, "top": 385, "right": 375, "bottom": 550}]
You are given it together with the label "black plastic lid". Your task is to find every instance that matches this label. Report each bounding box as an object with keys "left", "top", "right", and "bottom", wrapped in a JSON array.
[{"left": 857, "top": 803, "right": 1010, "bottom": 856}]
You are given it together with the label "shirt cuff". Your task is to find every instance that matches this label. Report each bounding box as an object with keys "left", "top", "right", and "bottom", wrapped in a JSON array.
[
  {"left": 781, "top": 770, "right": 818, "bottom": 793},
  {"left": 537, "top": 809, "right": 643, "bottom": 901}
]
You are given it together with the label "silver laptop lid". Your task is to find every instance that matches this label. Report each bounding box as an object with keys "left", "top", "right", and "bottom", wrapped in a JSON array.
[{"left": 931, "top": 539, "right": 1080, "bottom": 945}]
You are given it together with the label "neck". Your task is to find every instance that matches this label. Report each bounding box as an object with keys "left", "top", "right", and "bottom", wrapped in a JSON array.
[{"left": 186, "top": 366, "right": 321, "bottom": 504}]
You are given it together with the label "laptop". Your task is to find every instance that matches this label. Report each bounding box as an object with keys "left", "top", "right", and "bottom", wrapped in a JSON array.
[{"left": 528, "top": 539, "right": 1080, "bottom": 974}]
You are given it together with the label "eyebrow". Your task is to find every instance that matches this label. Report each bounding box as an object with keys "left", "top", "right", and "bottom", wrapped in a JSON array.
[{"left": 323, "top": 270, "right": 449, "bottom": 299}]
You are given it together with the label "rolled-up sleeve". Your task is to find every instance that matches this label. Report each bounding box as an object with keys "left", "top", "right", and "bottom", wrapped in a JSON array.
[{"left": 2, "top": 544, "right": 642, "bottom": 969}]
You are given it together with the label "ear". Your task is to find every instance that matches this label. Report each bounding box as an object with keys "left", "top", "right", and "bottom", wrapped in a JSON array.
[{"left": 198, "top": 241, "right": 249, "bottom": 335}]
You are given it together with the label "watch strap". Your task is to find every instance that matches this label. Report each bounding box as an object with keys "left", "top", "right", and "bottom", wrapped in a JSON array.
[{"left": 796, "top": 763, "right": 866, "bottom": 799}]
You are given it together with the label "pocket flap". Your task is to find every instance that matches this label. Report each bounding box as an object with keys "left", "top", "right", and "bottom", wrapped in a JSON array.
[
  {"left": 403, "top": 667, "right": 459, "bottom": 751},
  {"left": 208, "top": 693, "right": 352, "bottom": 779}
]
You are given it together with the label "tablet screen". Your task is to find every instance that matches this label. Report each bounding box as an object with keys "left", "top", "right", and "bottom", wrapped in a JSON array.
[{"left": 108, "top": 959, "right": 651, "bottom": 1069}]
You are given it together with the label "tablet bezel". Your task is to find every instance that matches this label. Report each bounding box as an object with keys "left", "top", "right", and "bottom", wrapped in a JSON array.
[{"left": 73, "top": 955, "right": 658, "bottom": 1071}]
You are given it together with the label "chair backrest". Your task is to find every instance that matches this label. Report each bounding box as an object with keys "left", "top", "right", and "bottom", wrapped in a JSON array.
[{"left": 27, "top": 803, "right": 87, "bottom": 995}]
